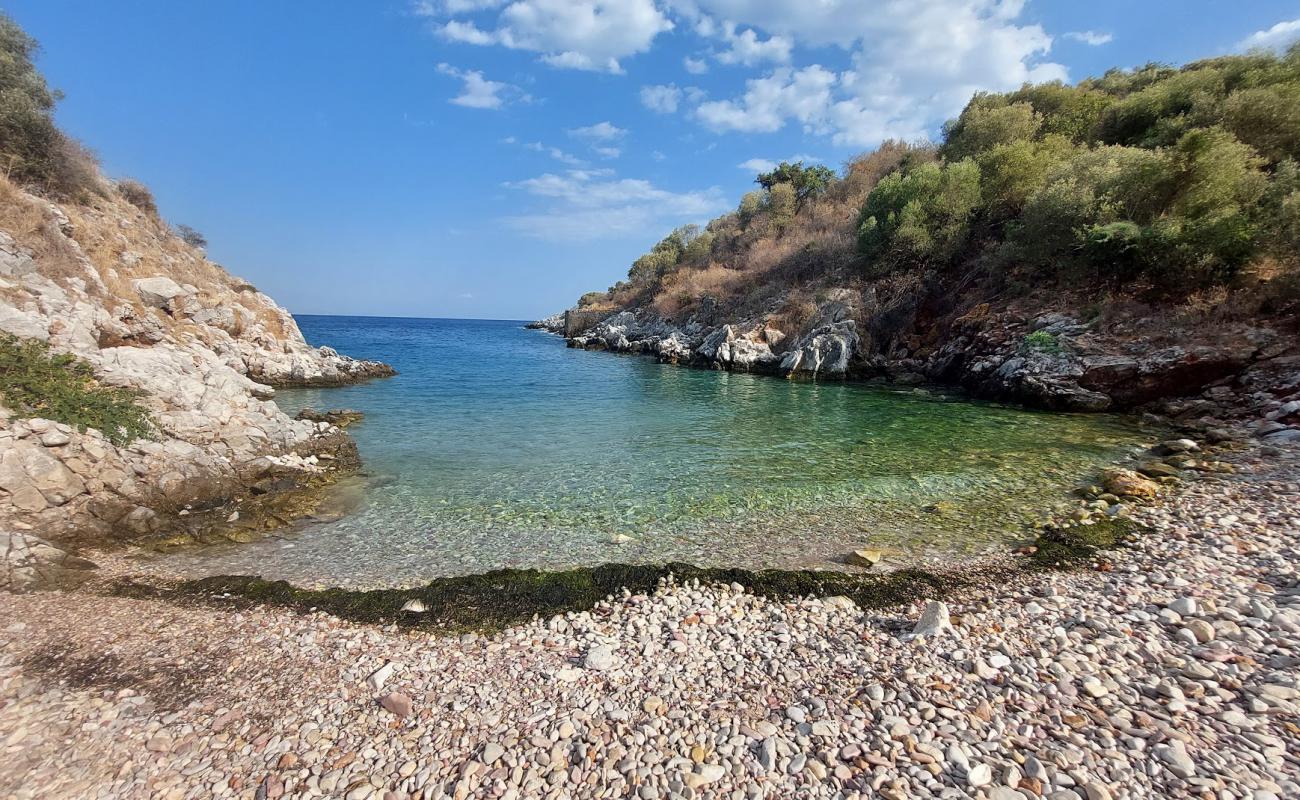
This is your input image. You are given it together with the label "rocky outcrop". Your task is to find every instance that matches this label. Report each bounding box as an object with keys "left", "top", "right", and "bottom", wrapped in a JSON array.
[
  {"left": 0, "top": 177, "right": 392, "bottom": 565},
  {"left": 525, "top": 311, "right": 566, "bottom": 334},
  {"left": 563, "top": 286, "right": 1299, "bottom": 432},
  {"left": 568, "top": 308, "right": 861, "bottom": 379}
]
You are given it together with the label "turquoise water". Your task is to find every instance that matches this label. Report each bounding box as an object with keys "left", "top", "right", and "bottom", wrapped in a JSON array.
[{"left": 159, "top": 316, "right": 1152, "bottom": 587}]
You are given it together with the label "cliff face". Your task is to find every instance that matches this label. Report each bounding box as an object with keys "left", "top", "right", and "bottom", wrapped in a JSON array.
[{"left": 0, "top": 176, "right": 391, "bottom": 586}]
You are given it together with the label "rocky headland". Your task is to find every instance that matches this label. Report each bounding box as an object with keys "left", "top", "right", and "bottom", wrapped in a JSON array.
[{"left": 0, "top": 174, "right": 392, "bottom": 590}]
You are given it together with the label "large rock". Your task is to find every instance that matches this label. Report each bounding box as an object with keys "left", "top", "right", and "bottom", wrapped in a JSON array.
[
  {"left": 780, "top": 321, "right": 859, "bottom": 378},
  {"left": 1101, "top": 468, "right": 1161, "bottom": 499},
  {"left": 0, "top": 232, "right": 36, "bottom": 278},
  {"left": 132, "top": 276, "right": 189, "bottom": 309},
  {"left": 1, "top": 531, "right": 96, "bottom": 591}
]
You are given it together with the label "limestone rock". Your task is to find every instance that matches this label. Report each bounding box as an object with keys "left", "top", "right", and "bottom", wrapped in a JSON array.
[
  {"left": 132, "top": 276, "right": 189, "bottom": 309},
  {"left": 907, "top": 600, "right": 953, "bottom": 639}
]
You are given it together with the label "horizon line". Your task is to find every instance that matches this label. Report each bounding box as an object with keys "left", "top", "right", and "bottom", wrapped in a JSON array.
[{"left": 292, "top": 312, "right": 537, "bottom": 324}]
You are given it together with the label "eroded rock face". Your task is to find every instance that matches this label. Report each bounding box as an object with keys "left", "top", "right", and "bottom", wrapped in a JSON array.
[
  {"left": 0, "top": 180, "right": 392, "bottom": 559},
  {"left": 568, "top": 305, "right": 864, "bottom": 379}
]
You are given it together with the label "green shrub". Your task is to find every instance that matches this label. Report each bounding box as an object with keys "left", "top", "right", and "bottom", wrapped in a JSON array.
[
  {"left": 737, "top": 190, "right": 764, "bottom": 227},
  {"left": 0, "top": 334, "right": 154, "bottom": 445},
  {"left": 942, "top": 100, "right": 1041, "bottom": 160},
  {"left": 0, "top": 13, "right": 98, "bottom": 198},
  {"left": 764, "top": 183, "right": 797, "bottom": 230},
  {"left": 857, "top": 159, "right": 981, "bottom": 271},
  {"left": 754, "top": 161, "right": 837, "bottom": 209}
]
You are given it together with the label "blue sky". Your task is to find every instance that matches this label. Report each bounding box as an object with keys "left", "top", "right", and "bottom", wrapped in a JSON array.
[{"left": 7, "top": 1, "right": 1300, "bottom": 319}]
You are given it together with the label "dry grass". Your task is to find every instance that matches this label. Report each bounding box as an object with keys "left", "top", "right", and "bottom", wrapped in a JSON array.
[
  {"left": 0, "top": 175, "right": 91, "bottom": 290},
  {"left": 0, "top": 173, "right": 299, "bottom": 342}
]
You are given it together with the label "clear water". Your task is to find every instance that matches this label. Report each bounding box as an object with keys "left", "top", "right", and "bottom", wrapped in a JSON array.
[{"left": 156, "top": 316, "right": 1152, "bottom": 588}]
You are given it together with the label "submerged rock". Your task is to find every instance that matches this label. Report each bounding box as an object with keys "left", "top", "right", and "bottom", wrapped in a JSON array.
[
  {"left": 846, "top": 549, "right": 883, "bottom": 568},
  {"left": 295, "top": 408, "right": 365, "bottom": 428},
  {"left": 1101, "top": 468, "right": 1161, "bottom": 499}
]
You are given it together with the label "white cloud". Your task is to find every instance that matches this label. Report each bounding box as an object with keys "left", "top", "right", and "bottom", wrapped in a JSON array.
[
  {"left": 568, "top": 121, "right": 628, "bottom": 140},
  {"left": 428, "top": 0, "right": 673, "bottom": 73},
  {"left": 504, "top": 169, "right": 727, "bottom": 241},
  {"left": 640, "top": 84, "right": 683, "bottom": 113},
  {"left": 435, "top": 63, "right": 529, "bottom": 109},
  {"left": 715, "top": 23, "right": 792, "bottom": 66},
  {"left": 695, "top": 65, "right": 837, "bottom": 134},
  {"left": 413, "top": 1, "right": 506, "bottom": 14},
  {"left": 594, "top": 146, "right": 622, "bottom": 159},
  {"left": 1063, "top": 30, "right": 1113, "bottom": 46},
  {"left": 1238, "top": 18, "right": 1300, "bottom": 52},
  {"left": 683, "top": 56, "right": 709, "bottom": 74},
  {"left": 676, "top": 0, "right": 1067, "bottom": 146},
  {"left": 439, "top": 19, "right": 498, "bottom": 45},
  {"left": 522, "top": 140, "right": 587, "bottom": 166}
]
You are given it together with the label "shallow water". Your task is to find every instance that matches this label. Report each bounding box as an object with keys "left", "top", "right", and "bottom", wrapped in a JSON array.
[{"left": 156, "top": 316, "right": 1152, "bottom": 587}]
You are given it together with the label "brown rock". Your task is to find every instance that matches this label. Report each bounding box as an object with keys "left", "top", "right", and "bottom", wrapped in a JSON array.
[
  {"left": 379, "top": 692, "right": 413, "bottom": 718},
  {"left": 1100, "top": 468, "right": 1160, "bottom": 500}
]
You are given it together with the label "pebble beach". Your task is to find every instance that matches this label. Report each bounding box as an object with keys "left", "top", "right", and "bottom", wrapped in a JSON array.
[{"left": 1, "top": 440, "right": 1297, "bottom": 800}]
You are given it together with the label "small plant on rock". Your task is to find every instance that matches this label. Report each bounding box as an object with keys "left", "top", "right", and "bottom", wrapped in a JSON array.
[
  {"left": 0, "top": 333, "right": 154, "bottom": 445},
  {"left": 1023, "top": 330, "right": 1063, "bottom": 354}
]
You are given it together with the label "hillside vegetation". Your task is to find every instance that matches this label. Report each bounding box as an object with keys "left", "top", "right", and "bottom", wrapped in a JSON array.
[{"left": 581, "top": 45, "right": 1300, "bottom": 332}]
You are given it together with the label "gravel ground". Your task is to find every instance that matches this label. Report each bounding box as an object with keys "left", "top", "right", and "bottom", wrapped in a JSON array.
[{"left": 1, "top": 442, "right": 1297, "bottom": 800}]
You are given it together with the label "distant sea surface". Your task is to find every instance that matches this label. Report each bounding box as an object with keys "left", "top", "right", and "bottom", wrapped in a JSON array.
[{"left": 156, "top": 315, "right": 1150, "bottom": 587}]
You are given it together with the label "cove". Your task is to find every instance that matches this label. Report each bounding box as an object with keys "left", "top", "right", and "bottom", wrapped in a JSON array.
[{"left": 153, "top": 316, "right": 1154, "bottom": 588}]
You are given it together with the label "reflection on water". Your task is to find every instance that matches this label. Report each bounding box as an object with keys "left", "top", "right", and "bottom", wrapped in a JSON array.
[{"left": 154, "top": 316, "right": 1153, "bottom": 587}]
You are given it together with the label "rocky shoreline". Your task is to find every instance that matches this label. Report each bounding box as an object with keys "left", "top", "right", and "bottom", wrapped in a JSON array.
[
  {"left": 549, "top": 299, "right": 1300, "bottom": 430},
  {"left": 0, "top": 176, "right": 393, "bottom": 590},
  {"left": 1, "top": 436, "right": 1295, "bottom": 799}
]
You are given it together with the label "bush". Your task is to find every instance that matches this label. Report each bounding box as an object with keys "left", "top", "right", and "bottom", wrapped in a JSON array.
[
  {"left": 117, "top": 179, "right": 158, "bottom": 216},
  {"left": 737, "top": 190, "right": 764, "bottom": 227},
  {"left": 1022, "top": 330, "right": 1062, "bottom": 353},
  {"left": 857, "top": 159, "right": 981, "bottom": 270},
  {"left": 174, "top": 224, "right": 207, "bottom": 248},
  {"left": 0, "top": 333, "right": 153, "bottom": 445},
  {"left": 942, "top": 100, "right": 1040, "bottom": 160},
  {"left": 755, "top": 161, "right": 836, "bottom": 209},
  {"left": 764, "top": 183, "right": 797, "bottom": 230}
]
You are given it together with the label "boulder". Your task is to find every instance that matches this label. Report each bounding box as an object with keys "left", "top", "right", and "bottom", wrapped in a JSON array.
[
  {"left": 132, "top": 276, "right": 189, "bottom": 309},
  {"left": 780, "top": 321, "right": 859, "bottom": 378}
]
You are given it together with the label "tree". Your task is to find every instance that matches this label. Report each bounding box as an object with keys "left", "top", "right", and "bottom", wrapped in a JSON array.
[
  {"left": 942, "top": 101, "right": 1041, "bottom": 160},
  {"left": 0, "top": 14, "right": 61, "bottom": 186},
  {"left": 755, "top": 161, "right": 837, "bottom": 209}
]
